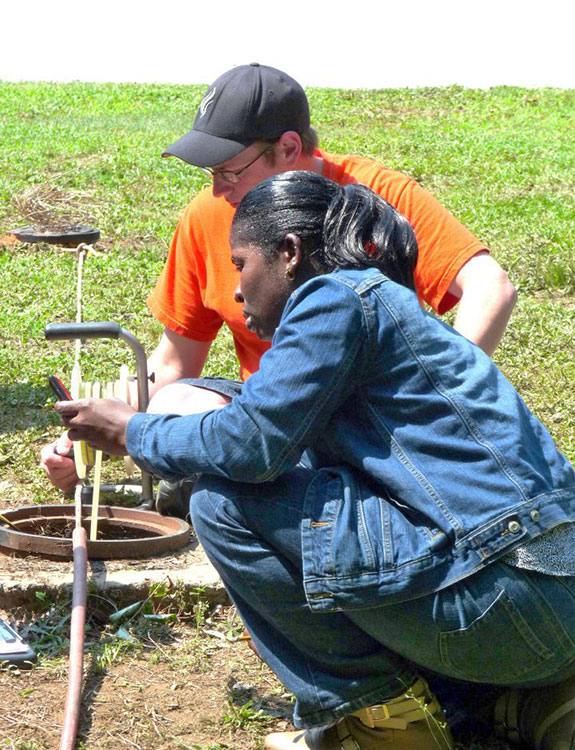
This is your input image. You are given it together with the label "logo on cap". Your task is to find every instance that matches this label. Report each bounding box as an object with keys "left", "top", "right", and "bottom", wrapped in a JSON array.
[{"left": 199, "top": 88, "right": 217, "bottom": 118}]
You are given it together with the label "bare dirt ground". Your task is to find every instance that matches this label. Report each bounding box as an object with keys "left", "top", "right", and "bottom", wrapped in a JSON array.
[{"left": 0, "top": 602, "right": 292, "bottom": 750}]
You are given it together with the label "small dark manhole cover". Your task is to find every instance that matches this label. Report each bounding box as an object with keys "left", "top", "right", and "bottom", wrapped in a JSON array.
[
  {"left": 11, "top": 225, "right": 101, "bottom": 246},
  {"left": 0, "top": 505, "right": 190, "bottom": 560}
]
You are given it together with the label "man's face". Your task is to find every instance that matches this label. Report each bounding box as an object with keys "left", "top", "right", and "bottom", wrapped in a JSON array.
[
  {"left": 231, "top": 244, "right": 292, "bottom": 341},
  {"left": 209, "top": 142, "right": 285, "bottom": 208}
]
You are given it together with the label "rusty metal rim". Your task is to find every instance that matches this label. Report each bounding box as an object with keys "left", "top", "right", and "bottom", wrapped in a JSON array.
[{"left": 0, "top": 505, "right": 190, "bottom": 560}]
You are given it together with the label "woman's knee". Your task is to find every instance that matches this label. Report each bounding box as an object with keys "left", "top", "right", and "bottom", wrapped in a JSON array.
[{"left": 148, "top": 384, "right": 231, "bottom": 416}]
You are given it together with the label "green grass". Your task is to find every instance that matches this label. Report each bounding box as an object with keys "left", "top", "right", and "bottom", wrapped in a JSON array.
[{"left": 0, "top": 80, "right": 573, "bottom": 511}]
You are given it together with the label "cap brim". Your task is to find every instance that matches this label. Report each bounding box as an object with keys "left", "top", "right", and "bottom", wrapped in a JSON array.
[{"left": 162, "top": 128, "right": 251, "bottom": 168}]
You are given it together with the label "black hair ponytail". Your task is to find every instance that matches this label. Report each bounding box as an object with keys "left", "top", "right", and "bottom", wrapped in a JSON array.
[
  {"left": 321, "top": 183, "right": 417, "bottom": 290},
  {"left": 231, "top": 171, "right": 418, "bottom": 289}
]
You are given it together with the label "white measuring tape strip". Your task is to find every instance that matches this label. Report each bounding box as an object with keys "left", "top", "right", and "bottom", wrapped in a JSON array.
[{"left": 69, "top": 244, "right": 138, "bottom": 539}]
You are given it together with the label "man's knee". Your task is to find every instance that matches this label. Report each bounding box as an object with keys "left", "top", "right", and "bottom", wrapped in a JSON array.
[{"left": 148, "top": 384, "right": 230, "bottom": 416}]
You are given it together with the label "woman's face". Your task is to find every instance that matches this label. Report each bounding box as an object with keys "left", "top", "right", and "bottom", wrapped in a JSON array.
[{"left": 232, "top": 245, "right": 294, "bottom": 341}]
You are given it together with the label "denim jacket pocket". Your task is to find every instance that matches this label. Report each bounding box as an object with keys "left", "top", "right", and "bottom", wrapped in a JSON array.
[
  {"left": 301, "top": 468, "right": 394, "bottom": 597},
  {"left": 439, "top": 586, "right": 554, "bottom": 682}
]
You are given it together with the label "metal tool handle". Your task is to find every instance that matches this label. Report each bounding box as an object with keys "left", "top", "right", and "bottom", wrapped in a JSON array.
[
  {"left": 45, "top": 321, "right": 154, "bottom": 507},
  {"left": 45, "top": 322, "right": 121, "bottom": 340},
  {"left": 44, "top": 323, "right": 148, "bottom": 409}
]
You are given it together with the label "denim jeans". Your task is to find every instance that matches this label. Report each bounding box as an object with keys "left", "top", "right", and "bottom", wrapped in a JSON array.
[{"left": 191, "top": 467, "right": 575, "bottom": 729}]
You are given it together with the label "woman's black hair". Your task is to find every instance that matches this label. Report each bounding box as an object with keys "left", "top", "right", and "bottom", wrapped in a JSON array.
[{"left": 230, "top": 171, "right": 418, "bottom": 290}]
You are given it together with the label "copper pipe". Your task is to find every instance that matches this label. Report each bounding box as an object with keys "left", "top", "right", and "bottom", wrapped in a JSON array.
[{"left": 59, "top": 525, "right": 87, "bottom": 750}]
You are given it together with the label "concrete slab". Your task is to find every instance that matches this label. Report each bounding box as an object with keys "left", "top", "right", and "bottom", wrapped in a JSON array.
[{"left": 0, "top": 536, "right": 226, "bottom": 608}]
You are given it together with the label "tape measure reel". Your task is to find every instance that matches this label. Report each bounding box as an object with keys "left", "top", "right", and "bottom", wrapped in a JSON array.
[
  {"left": 70, "top": 364, "right": 136, "bottom": 480},
  {"left": 70, "top": 366, "right": 94, "bottom": 479},
  {"left": 115, "top": 365, "right": 136, "bottom": 476}
]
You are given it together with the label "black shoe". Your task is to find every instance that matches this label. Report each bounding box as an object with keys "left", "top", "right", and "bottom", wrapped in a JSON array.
[
  {"left": 155, "top": 476, "right": 198, "bottom": 519},
  {"left": 495, "top": 674, "right": 575, "bottom": 750}
]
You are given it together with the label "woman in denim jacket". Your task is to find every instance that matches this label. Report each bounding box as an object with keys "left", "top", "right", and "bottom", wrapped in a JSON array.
[{"left": 59, "top": 171, "right": 575, "bottom": 750}]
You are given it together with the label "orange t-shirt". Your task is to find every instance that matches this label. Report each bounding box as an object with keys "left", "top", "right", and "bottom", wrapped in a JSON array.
[{"left": 148, "top": 151, "right": 487, "bottom": 381}]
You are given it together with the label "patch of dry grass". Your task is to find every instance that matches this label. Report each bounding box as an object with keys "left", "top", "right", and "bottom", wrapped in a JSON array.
[{"left": 11, "top": 184, "right": 101, "bottom": 230}]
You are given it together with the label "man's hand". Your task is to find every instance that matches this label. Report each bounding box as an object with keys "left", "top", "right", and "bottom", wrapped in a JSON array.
[
  {"left": 55, "top": 398, "right": 137, "bottom": 456},
  {"left": 40, "top": 434, "right": 78, "bottom": 493}
]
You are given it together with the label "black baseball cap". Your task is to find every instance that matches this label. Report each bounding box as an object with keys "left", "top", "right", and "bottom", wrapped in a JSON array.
[{"left": 162, "top": 63, "right": 310, "bottom": 168}]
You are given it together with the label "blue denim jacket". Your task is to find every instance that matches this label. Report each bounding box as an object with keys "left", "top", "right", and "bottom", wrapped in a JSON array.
[{"left": 128, "top": 269, "right": 575, "bottom": 611}]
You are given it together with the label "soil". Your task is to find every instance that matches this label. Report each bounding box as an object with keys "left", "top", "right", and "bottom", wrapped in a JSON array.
[
  {"left": 13, "top": 518, "right": 160, "bottom": 541},
  {"left": 0, "top": 605, "right": 292, "bottom": 750},
  {"left": 0, "top": 513, "right": 292, "bottom": 749},
  {"left": 0, "top": 535, "right": 207, "bottom": 578}
]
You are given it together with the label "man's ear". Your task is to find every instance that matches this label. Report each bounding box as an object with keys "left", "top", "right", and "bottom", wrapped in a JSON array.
[
  {"left": 279, "top": 233, "right": 303, "bottom": 274},
  {"left": 276, "top": 132, "right": 302, "bottom": 168}
]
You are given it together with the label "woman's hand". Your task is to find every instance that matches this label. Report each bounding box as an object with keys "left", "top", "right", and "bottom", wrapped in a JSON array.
[{"left": 55, "top": 398, "right": 137, "bottom": 456}]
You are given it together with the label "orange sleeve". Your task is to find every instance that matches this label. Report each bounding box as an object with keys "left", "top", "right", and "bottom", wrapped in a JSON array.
[
  {"left": 147, "top": 192, "right": 228, "bottom": 342},
  {"left": 391, "top": 177, "right": 488, "bottom": 314},
  {"left": 322, "top": 153, "right": 488, "bottom": 315}
]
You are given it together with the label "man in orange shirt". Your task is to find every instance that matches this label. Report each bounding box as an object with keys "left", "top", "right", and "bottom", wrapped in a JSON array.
[{"left": 42, "top": 63, "right": 517, "bottom": 499}]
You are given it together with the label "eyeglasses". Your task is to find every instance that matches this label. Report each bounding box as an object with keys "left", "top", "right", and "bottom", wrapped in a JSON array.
[{"left": 201, "top": 144, "right": 275, "bottom": 184}]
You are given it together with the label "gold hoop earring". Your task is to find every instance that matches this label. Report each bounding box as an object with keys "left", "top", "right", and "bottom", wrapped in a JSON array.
[{"left": 284, "top": 269, "right": 296, "bottom": 281}]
